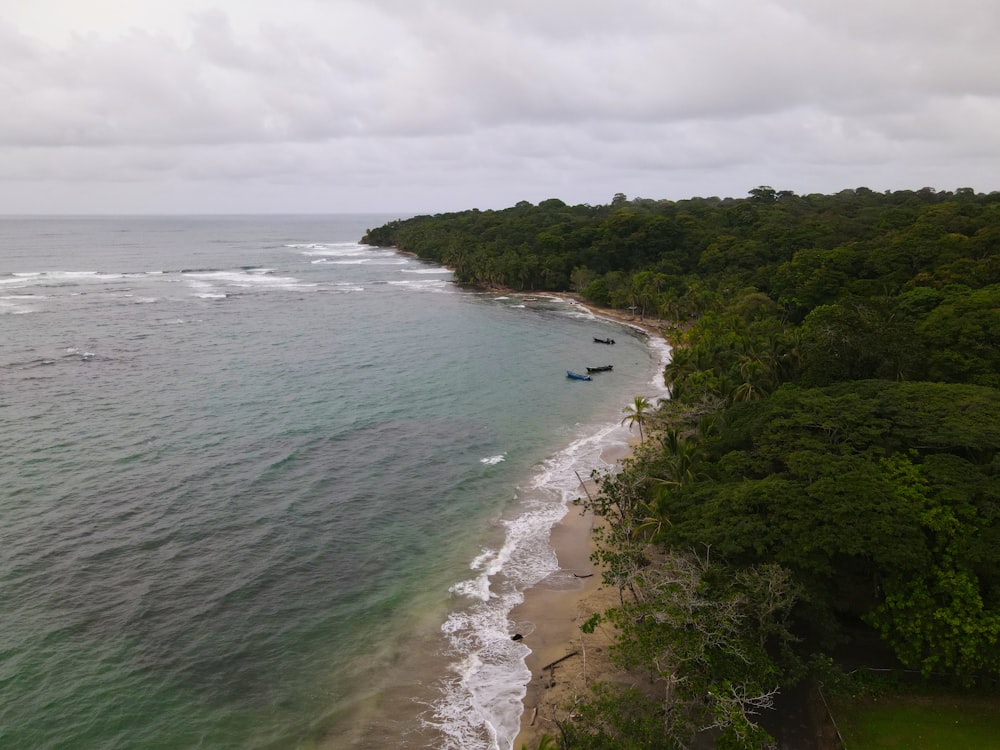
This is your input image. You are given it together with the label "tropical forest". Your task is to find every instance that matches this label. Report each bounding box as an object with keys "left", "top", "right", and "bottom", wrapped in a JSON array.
[{"left": 363, "top": 186, "right": 1000, "bottom": 749}]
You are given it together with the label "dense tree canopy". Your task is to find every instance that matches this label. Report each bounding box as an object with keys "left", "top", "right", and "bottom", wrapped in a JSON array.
[{"left": 365, "top": 187, "right": 1000, "bottom": 747}]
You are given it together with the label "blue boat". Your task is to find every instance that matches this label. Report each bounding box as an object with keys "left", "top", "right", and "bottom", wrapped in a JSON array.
[{"left": 566, "top": 371, "right": 592, "bottom": 381}]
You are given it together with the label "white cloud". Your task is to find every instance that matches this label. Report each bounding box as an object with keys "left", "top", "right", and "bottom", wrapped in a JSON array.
[{"left": 1, "top": 0, "right": 998, "bottom": 213}]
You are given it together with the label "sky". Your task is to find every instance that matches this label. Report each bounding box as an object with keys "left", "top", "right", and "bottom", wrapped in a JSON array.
[{"left": 2, "top": 0, "right": 999, "bottom": 214}]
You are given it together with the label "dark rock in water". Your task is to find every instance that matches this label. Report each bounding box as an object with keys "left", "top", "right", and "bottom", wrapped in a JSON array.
[{"left": 512, "top": 633, "right": 523, "bottom": 641}]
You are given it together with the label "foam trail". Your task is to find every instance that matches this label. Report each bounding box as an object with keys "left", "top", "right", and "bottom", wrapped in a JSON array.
[
  {"left": 289, "top": 242, "right": 400, "bottom": 261},
  {"left": 387, "top": 279, "right": 452, "bottom": 293},
  {"left": 428, "top": 326, "right": 672, "bottom": 750},
  {"left": 430, "top": 420, "right": 631, "bottom": 750},
  {"left": 183, "top": 269, "right": 313, "bottom": 291},
  {"left": 646, "top": 335, "right": 673, "bottom": 398}
]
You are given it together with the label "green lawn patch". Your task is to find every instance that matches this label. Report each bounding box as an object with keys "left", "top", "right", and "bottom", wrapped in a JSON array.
[{"left": 834, "top": 694, "right": 1000, "bottom": 749}]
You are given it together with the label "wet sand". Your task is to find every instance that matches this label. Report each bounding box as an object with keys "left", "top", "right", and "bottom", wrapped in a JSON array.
[
  {"left": 512, "top": 297, "right": 666, "bottom": 749},
  {"left": 511, "top": 509, "right": 618, "bottom": 749},
  {"left": 511, "top": 450, "right": 634, "bottom": 750}
]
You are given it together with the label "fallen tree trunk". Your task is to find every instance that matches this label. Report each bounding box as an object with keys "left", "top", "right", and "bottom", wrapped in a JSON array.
[{"left": 542, "top": 651, "right": 579, "bottom": 671}]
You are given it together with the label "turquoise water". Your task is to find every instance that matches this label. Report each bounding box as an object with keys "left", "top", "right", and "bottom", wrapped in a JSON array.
[{"left": 0, "top": 216, "right": 668, "bottom": 749}]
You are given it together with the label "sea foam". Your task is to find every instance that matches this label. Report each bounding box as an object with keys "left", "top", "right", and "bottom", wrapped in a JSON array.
[
  {"left": 429, "top": 323, "right": 674, "bottom": 750},
  {"left": 432, "top": 419, "right": 631, "bottom": 750},
  {"left": 386, "top": 279, "right": 452, "bottom": 293}
]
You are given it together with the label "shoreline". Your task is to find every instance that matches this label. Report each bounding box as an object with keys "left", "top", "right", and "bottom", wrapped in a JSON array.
[
  {"left": 538, "top": 291, "right": 670, "bottom": 341},
  {"left": 511, "top": 296, "right": 668, "bottom": 750},
  {"left": 510, "top": 464, "right": 626, "bottom": 750}
]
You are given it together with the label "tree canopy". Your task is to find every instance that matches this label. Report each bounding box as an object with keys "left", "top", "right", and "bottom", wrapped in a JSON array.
[{"left": 365, "top": 187, "right": 1000, "bottom": 747}]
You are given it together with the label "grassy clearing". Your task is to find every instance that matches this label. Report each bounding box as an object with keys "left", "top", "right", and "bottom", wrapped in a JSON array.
[{"left": 834, "top": 694, "right": 1000, "bottom": 749}]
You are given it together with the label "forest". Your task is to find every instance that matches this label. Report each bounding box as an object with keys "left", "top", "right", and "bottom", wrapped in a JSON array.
[{"left": 362, "top": 186, "right": 1000, "bottom": 748}]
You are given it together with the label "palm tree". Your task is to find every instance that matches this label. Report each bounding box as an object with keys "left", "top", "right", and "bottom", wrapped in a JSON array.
[
  {"left": 621, "top": 395, "right": 652, "bottom": 441},
  {"left": 663, "top": 347, "right": 691, "bottom": 389},
  {"left": 634, "top": 492, "right": 672, "bottom": 542},
  {"left": 652, "top": 430, "right": 705, "bottom": 487},
  {"left": 730, "top": 353, "right": 766, "bottom": 403}
]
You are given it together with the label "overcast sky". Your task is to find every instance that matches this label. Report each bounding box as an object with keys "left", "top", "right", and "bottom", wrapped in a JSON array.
[{"left": 2, "top": 0, "right": 999, "bottom": 214}]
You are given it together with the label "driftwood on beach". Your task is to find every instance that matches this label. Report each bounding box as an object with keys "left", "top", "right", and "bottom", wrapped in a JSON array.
[
  {"left": 574, "top": 470, "right": 594, "bottom": 503},
  {"left": 542, "top": 651, "right": 579, "bottom": 672}
]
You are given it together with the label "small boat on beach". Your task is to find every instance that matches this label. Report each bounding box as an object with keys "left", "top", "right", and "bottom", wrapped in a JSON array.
[
  {"left": 586, "top": 365, "right": 614, "bottom": 373},
  {"left": 566, "top": 371, "right": 592, "bottom": 381},
  {"left": 593, "top": 337, "right": 615, "bottom": 345}
]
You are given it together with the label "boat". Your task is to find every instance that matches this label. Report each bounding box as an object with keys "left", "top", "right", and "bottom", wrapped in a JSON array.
[
  {"left": 566, "top": 371, "right": 592, "bottom": 381},
  {"left": 586, "top": 365, "right": 614, "bottom": 373},
  {"left": 593, "top": 337, "right": 616, "bottom": 345}
]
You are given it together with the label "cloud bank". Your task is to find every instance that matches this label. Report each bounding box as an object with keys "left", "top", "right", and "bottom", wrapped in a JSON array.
[{"left": 2, "top": 0, "right": 999, "bottom": 213}]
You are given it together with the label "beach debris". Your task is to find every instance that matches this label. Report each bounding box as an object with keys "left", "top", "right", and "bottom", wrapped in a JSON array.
[
  {"left": 574, "top": 470, "right": 594, "bottom": 502},
  {"left": 512, "top": 633, "right": 524, "bottom": 641},
  {"left": 541, "top": 651, "right": 579, "bottom": 672}
]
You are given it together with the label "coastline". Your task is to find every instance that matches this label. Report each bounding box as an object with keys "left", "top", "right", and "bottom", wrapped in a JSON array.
[
  {"left": 510, "top": 466, "right": 626, "bottom": 750},
  {"left": 546, "top": 291, "right": 670, "bottom": 341},
  {"left": 511, "top": 297, "right": 668, "bottom": 750}
]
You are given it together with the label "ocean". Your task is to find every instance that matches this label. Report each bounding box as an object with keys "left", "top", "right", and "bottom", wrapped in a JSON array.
[{"left": 0, "top": 215, "right": 669, "bottom": 749}]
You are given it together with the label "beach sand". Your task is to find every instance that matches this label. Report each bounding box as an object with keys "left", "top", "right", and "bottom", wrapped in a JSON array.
[
  {"left": 511, "top": 443, "right": 637, "bottom": 750},
  {"left": 511, "top": 299, "right": 666, "bottom": 750},
  {"left": 511, "top": 505, "right": 623, "bottom": 749},
  {"left": 510, "top": 304, "right": 828, "bottom": 750}
]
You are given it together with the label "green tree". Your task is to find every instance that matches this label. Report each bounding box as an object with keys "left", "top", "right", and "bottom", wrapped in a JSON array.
[
  {"left": 869, "top": 564, "right": 1000, "bottom": 681},
  {"left": 919, "top": 284, "right": 1000, "bottom": 386},
  {"left": 621, "top": 396, "right": 652, "bottom": 441},
  {"left": 570, "top": 551, "right": 796, "bottom": 749}
]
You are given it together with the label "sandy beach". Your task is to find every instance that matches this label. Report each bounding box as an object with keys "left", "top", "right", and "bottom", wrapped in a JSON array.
[
  {"left": 511, "top": 299, "right": 667, "bottom": 750},
  {"left": 511, "top": 500, "right": 623, "bottom": 749},
  {"left": 512, "top": 304, "right": 667, "bottom": 749}
]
